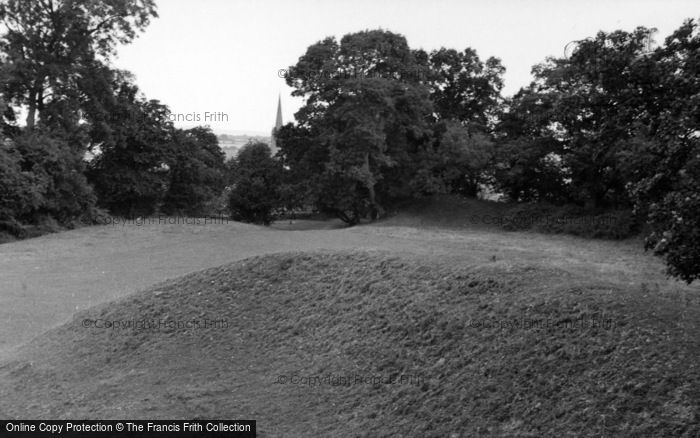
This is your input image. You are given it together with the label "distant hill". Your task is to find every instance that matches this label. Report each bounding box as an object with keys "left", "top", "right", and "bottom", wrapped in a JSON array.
[{"left": 217, "top": 134, "right": 270, "bottom": 160}]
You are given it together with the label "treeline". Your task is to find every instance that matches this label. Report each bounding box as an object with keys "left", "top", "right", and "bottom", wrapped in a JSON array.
[
  {"left": 0, "top": 0, "right": 226, "bottom": 237},
  {"left": 0, "top": 1, "right": 697, "bottom": 283},
  {"left": 229, "top": 24, "right": 699, "bottom": 283}
]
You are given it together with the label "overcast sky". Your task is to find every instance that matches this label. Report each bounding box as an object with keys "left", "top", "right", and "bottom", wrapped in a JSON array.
[{"left": 113, "top": 0, "right": 698, "bottom": 135}]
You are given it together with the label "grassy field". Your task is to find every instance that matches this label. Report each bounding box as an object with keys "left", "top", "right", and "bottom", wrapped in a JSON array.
[{"left": 0, "top": 200, "right": 698, "bottom": 436}]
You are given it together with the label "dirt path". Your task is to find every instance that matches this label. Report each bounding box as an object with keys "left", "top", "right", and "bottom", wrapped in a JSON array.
[{"left": 0, "top": 219, "right": 692, "bottom": 356}]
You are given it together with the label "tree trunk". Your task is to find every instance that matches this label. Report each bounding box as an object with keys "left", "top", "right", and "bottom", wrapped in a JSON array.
[
  {"left": 26, "top": 89, "right": 37, "bottom": 130},
  {"left": 26, "top": 80, "right": 44, "bottom": 130},
  {"left": 362, "top": 152, "right": 384, "bottom": 220}
]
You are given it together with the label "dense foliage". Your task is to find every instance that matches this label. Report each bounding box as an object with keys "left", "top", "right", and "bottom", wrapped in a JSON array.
[
  {"left": 630, "top": 21, "right": 700, "bottom": 283},
  {"left": 273, "top": 24, "right": 700, "bottom": 282},
  {"left": 489, "top": 20, "right": 700, "bottom": 282},
  {"left": 0, "top": 0, "right": 157, "bottom": 236},
  {"left": 0, "top": 131, "right": 96, "bottom": 236},
  {"left": 0, "top": 3, "right": 698, "bottom": 282},
  {"left": 227, "top": 141, "right": 281, "bottom": 225},
  {"left": 1, "top": 0, "right": 225, "bottom": 237},
  {"left": 162, "top": 127, "right": 226, "bottom": 216},
  {"left": 279, "top": 29, "right": 504, "bottom": 223}
]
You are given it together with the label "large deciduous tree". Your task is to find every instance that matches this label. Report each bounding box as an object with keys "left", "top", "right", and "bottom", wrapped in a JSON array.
[
  {"left": 281, "top": 29, "right": 503, "bottom": 223},
  {"left": 432, "top": 120, "right": 494, "bottom": 197},
  {"left": 494, "top": 19, "right": 700, "bottom": 282},
  {"left": 626, "top": 19, "right": 700, "bottom": 283},
  {"left": 529, "top": 26, "right": 658, "bottom": 209},
  {"left": 424, "top": 47, "right": 504, "bottom": 128},
  {"left": 161, "top": 126, "right": 226, "bottom": 216},
  {"left": 86, "top": 80, "right": 173, "bottom": 217},
  {"left": 0, "top": 0, "right": 157, "bottom": 129},
  {"left": 227, "top": 141, "right": 281, "bottom": 225},
  {"left": 492, "top": 88, "right": 569, "bottom": 203}
]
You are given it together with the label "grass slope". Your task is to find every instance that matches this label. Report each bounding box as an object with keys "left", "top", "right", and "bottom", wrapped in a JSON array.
[
  {"left": 381, "top": 195, "right": 637, "bottom": 239},
  {"left": 1, "top": 251, "right": 698, "bottom": 437}
]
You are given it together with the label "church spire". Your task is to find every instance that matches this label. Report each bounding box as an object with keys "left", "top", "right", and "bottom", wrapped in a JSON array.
[
  {"left": 275, "top": 94, "right": 283, "bottom": 129},
  {"left": 270, "top": 94, "right": 283, "bottom": 153}
]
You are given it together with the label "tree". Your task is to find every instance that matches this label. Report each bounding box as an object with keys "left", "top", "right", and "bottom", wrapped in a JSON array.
[
  {"left": 626, "top": 19, "right": 700, "bottom": 283},
  {"left": 228, "top": 141, "right": 281, "bottom": 225},
  {"left": 492, "top": 89, "right": 569, "bottom": 203},
  {"left": 433, "top": 120, "right": 494, "bottom": 197},
  {"left": 495, "top": 18, "right": 699, "bottom": 282},
  {"left": 0, "top": 131, "right": 96, "bottom": 235},
  {"left": 527, "top": 26, "right": 658, "bottom": 209},
  {"left": 425, "top": 48, "right": 505, "bottom": 128},
  {"left": 86, "top": 80, "right": 173, "bottom": 217},
  {"left": 161, "top": 127, "right": 226, "bottom": 216},
  {"left": 0, "top": 138, "right": 38, "bottom": 235},
  {"left": 282, "top": 30, "right": 509, "bottom": 222},
  {"left": 0, "top": 0, "right": 157, "bottom": 129},
  {"left": 282, "top": 30, "right": 444, "bottom": 223},
  {"left": 286, "top": 29, "right": 425, "bottom": 128},
  {"left": 274, "top": 123, "right": 320, "bottom": 214},
  {"left": 0, "top": 1, "right": 157, "bottom": 234},
  {"left": 283, "top": 77, "right": 434, "bottom": 224}
]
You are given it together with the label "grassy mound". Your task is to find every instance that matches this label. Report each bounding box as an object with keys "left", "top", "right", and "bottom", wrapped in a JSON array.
[{"left": 1, "top": 251, "right": 698, "bottom": 437}]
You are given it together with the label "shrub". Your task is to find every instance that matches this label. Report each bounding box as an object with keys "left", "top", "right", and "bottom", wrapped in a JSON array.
[
  {"left": 0, "top": 140, "right": 40, "bottom": 228},
  {"left": 1, "top": 132, "right": 97, "bottom": 237},
  {"left": 644, "top": 189, "right": 700, "bottom": 284}
]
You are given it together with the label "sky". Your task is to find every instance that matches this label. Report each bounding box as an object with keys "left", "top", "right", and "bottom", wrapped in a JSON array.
[{"left": 112, "top": 0, "right": 699, "bottom": 135}]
